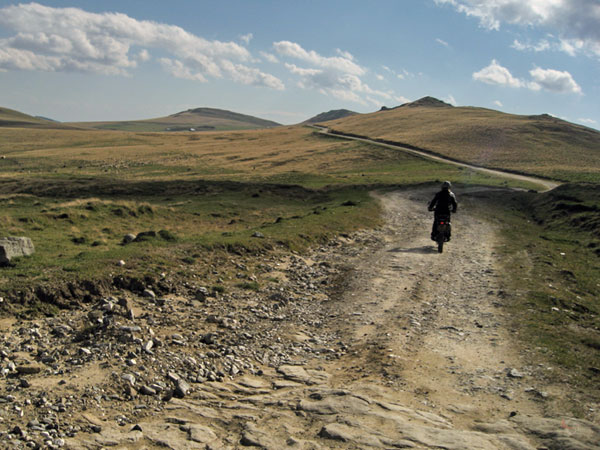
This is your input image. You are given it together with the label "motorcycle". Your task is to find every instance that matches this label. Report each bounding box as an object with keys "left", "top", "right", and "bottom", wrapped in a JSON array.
[{"left": 432, "top": 214, "right": 451, "bottom": 253}]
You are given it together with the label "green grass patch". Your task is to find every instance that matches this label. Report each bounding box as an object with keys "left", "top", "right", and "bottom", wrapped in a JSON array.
[
  {"left": 472, "top": 183, "right": 600, "bottom": 414},
  {"left": 212, "top": 285, "right": 226, "bottom": 294},
  {"left": 0, "top": 180, "right": 382, "bottom": 294},
  {"left": 236, "top": 281, "right": 260, "bottom": 291}
]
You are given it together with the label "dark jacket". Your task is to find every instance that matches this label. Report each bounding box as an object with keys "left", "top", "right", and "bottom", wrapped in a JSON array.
[{"left": 428, "top": 189, "right": 457, "bottom": 216}]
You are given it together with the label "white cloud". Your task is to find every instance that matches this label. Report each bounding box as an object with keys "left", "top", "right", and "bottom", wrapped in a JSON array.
[
  {"left": 274, "top": 41, "right": 365, "bottom": 75},
  {"left": 240, "top": 33, "right": 253, "bottom": 45},
  {"left": 402, "top": 69, "right": 414, "bottom": 79},
  {"left": 221, "top": 59, "right": 284, "bottom": 90},
  {"left": 284, "top": 63, "right": 322, "bottom": 79},
  {"left": 529, "top": 67, "right": 582, "bottom": 94},
  {"left": 159, "top": 58, "right": 207, "bottom": 82},
  {"left": 137, "top": 49, "right": 150, "bottom": 62},
  {"left": 328, "top": 89, "right": 365, "bottom": 104},
  {"left": 381, "top": 65, "right": 415, "bottom": 81},
  {"left": 260, "top": 51, "right": 279, "bottom": 63},
  {"left": 376, "top": 74, "right": 385, "bottom": 81},
  {"left": 444, "top": 94, "right": 457, "bottom": 105},
  {"left": 473, "top": 59, "right": 582, "bottom": 94},
  {"left": 0, "top": 3, "right": 283, "bottom": 89},
  {"left": 578, "top": 118, "right": 597, "bottom": 125},
  {"left": 435, "top": 0, "right": 600, "bottom": 58},
  {"left": 436, "top": 38, "right": 450, "bottom": 48},
  {"left": 275, "top": 41, "right": 397, "bottom": 106},
  {"left": 472, "top": 59, "right": 525, "bottom": 88},
  {"left": 336, "top": 48, "right": 354, "bottom": 60},
  {"left": 395, "top": 95, "right": 411, "bottom": 104},
  {"left": 493, "top": 100, "right": 503, "bottom": 107},
  {"left": 511, "top": 39, "right": 551, "bottom": 52}
]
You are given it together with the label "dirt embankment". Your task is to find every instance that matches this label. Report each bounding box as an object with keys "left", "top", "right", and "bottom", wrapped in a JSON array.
[{"left": 0, "top": 188, "right": 598, "bottom": 449}]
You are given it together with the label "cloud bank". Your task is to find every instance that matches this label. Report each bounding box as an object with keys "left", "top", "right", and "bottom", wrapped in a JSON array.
[
  {"left": 0, "top": 2, "right": 283, "bottom": 89},
  {"left": 274, "top": 41, "right": 403, "bottom": 106},
  {"left": 435, "top": 0, "right": 600, "bottom": 57},
  {"left": 473, "top": 60, "right": 582, "bottom": 94}
]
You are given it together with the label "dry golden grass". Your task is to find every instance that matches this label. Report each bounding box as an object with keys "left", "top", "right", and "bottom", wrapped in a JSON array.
[
  {"left": 0, "top": 107, "right": 39, "bottom": 123},
  {"left": 0, "top": 107, "right": 77, "bottom": 129},
  {"left": 325, "top": 106, "right": 600, "bottom": 182},
  {"left": 0, "top": 126, "right": 404, "bottom": 182}
]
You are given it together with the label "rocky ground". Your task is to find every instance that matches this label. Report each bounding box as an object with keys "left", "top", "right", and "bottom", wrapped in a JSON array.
[{"left": 1, "top": 188, "right": 598, "bottom": 449}]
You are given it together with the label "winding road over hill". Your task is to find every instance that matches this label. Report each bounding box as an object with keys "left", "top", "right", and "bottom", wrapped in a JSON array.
[{"left": 313, "top": 126, "right": 561, "bottom": 192}]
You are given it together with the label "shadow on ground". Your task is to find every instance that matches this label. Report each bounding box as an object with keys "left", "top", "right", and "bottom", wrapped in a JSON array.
[{"left": 388, "top": 246, "right": 439, "bottom": 254}]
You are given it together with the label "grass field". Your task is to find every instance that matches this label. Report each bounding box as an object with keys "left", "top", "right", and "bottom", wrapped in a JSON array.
[
  {"left": 0, "top": 126, "right": 538, "bottom": 188},
  {"left": 1, "top": 124, "right": 528, "bottom": 301},
  {"left": 325, "top": 105, "right": 600, "bottom": 183},
  {"left": 0, "top": 106, "right": 75, "bottom": 129},
  {"left": 1, "top": 115, "right": 598, "bottom": 403}
]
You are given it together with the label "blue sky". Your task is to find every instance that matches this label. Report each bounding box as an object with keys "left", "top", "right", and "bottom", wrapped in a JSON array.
[{"left": 0, "top": 1, "right": 598, "bottom": 129}]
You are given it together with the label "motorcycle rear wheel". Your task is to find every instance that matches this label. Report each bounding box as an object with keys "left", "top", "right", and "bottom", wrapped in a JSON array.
[{"left": 437, "top": 238, "right": 444, "bottom": 253}]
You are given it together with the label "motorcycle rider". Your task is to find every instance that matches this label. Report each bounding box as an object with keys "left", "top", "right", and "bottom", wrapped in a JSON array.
[{"left": 428, "top": 181, "right": 457, "bottom": 240}]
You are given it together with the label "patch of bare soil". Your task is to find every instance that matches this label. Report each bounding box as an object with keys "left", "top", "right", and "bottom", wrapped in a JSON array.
[{"left": 1, "top": 188, "right": 598, "bottom": 449}]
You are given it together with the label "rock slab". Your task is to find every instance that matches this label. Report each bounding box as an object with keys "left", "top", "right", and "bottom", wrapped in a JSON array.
[{"left": 0, "top": 237, "right": 35, "bottom": 264}]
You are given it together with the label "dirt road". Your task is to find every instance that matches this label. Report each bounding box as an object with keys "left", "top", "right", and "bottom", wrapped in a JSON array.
[
  {"left": 3, "top": 189, "right": 598, "bottom": 449},
  {"left": 314, "top": 126, "right": 561, "bottom": 192}
]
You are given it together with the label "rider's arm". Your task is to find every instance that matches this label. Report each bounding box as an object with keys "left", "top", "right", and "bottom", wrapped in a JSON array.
[{"left": 428, "top": 196, "right": 436, "bottom": 211}]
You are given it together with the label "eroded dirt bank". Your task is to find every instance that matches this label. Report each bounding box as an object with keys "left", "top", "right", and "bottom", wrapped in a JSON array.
[{"left": 1, "top": 188, "right": 598, "bottom": 449}]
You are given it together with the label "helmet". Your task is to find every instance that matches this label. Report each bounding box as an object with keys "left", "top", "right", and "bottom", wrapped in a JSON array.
[{"left": 442, "top": 181, "right": 451, "bottom": 190}]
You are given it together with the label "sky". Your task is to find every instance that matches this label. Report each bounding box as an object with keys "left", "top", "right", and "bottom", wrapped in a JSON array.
[{"left": 0, "top": 0, "right": 598, "bottom": 129}]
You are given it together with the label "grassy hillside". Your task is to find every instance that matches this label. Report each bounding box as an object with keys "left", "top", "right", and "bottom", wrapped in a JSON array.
[
  {"left": 70, "top": 107, "right": 281, "bottom": 132},
  {"left": 0, "top": 107, "right": 74, "bottom": 130},
  {"left": 325, "top": 100, "right": 600, "bottom": 182},
  {"left": 304, "top": 109, "right": 357, "bottom": 124},
  {"left": 1, "top": 125, "right": 530, "bottom": 188},
  {"left": 0, "top": 123, "right": 533, "bottom": 301}
]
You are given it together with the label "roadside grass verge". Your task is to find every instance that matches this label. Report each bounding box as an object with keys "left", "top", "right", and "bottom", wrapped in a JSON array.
[
  {"left": 471, "top": 183, "right": 600, "bottom": 414},
  {"left": 0, "top": 182, "right": 381, "bottom": 294}
]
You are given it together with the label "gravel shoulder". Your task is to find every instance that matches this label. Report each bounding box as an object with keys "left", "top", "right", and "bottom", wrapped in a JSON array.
[{"left": 1, "top": 188, "right": 598, "bottom": 449}]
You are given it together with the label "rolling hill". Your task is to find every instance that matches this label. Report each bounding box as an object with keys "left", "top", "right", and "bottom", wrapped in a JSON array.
[
  {"left": 0, "top": 107, "right": 74, "bottom": 129},
  {"left": 303, "top": 109, "right": 358, "bottom": 124},
  {"left": 2, "top": 98, "right": 598, "bottom": 182},
  {"left": 323, "top": 97, "right": 600, "bottom": 182},
  {"left": 70, "top": 107, "right": 281, "bottom": 132},
  {"left": 381, "top": 96, "right": 454, "bottom": 110}
]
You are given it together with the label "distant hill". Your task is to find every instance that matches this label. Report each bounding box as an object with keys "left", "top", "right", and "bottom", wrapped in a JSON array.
[
  {"left": 72, "top": 108, "right": 281, "bottom": 132},
  {"left": 0, "top": 107, "right": 74, "bottom": 129},
  {"left": 303, "top": 109, "right": 358, "bottom": 124},
  {"left": 35, "top": 115, "right": 60, "bottom": 122},
  {"left": 380, "top": 96, "right": 454, "bottom": 111},
  {"left": 323, "top": 97, "right": 600, "bottom": 182}
]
